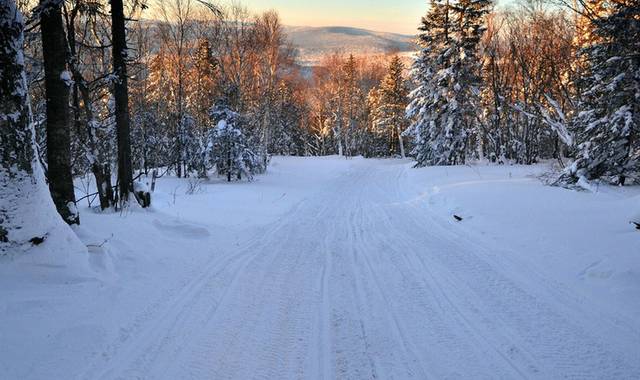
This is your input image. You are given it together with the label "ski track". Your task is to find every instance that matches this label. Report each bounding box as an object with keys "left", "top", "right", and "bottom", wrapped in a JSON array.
[{"left": 82, "top": 160, "right": 640, "bottom": 380}]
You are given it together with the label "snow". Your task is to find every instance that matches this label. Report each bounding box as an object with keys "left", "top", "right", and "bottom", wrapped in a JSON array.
[
  {"left": 1, "top": 157, "right": 639, "bottom": 379},
  {"left": 133, "top": 181, "right": 149, "bottom": 193},
  {"left": 59, "top": 70, "right": 73, "bottom": 86}
]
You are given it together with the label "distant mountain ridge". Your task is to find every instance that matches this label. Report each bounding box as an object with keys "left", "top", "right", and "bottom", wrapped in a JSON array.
[{"left": 285, "top": 26, "right": 417, "bottom": 66}]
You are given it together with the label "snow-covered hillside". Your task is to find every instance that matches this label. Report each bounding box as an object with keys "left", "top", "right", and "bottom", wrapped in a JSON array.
[
  {"left": 1, "top": 157, "right": 639, "bottom": 379},
  {"left": 286, "top": 26, "right": 417, "bottom": 66}
]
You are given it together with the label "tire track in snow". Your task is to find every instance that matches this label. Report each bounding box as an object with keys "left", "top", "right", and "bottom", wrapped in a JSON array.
[
  {"left": 83, "top": 159, "right": 640, "bottom": 379},
  {"left": 161, "top": 175, "right": 347, "bottom": 379},
  {"left": 350, "top": 168, "right": 521, "bottom": 378},
  {"left": 388, "top": 162, "right": 640, "bottom": 379},
  {"left": 81, "top": 199, "right": 314, "bottom": 380}
]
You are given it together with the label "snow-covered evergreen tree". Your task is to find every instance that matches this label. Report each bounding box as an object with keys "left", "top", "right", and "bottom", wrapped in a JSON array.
[
  {"left": 342, "top": 54, "right": 365, "bottom": 156},
  {"left": 208, "top": 101, "right": 263, "bottom": 182},
  {"left": 365, "top": 87, "right": 387, "bottom": 157},
  {"left": 563, "top": 0, "right": 639, "bottom": 186},
  {"left": 271, "top": 81, "right": 306, "bottom": 156},
  {"left": 177, "top": 113, "right": 205, "bottom": 177},
  {"left": 407, "top": 0, "right": 492, "bottom": 166},
  {"left": 372, "top": 56, "right": 409, "bottom": 158},
  {"left": 1, "top": 0, "right": 65, "bottom": 249}
]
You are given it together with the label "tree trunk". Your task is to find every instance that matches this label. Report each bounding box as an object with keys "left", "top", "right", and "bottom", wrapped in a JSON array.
[
  {"left": 65, "top": 7, "right": 114, "bottom": 210},
  {"left": 110, "top": 0, "right": 134, "bottom": 206},
  {"left": 397, "top": 126, "right": 406, "bottom": 159},
  {"left": 227, "top": 145, "right": 232, "bottom": 182},
  {"left": 1, "top": 0, "right": 66, "bottom": 247},
  {"left": 40, "top": 0, "right": 79, "bottom": 225}
]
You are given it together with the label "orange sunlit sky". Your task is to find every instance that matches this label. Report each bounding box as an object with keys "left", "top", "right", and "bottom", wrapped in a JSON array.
[{"left": 239, "top": 0, "right": 429, "bottom": 35}]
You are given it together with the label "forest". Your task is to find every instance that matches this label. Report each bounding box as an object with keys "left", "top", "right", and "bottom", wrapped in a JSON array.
[
  {"left": 1, "top": 0, "right": 640, "bottom": 378},
  {"left": 1, "top": 0, "right": 639, "bottom": 244}
]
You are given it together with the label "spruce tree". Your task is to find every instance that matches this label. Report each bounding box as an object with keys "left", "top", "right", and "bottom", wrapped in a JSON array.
[
  {"left": 341, "top": 54, "right": 364, "bottom": 156},
  {"left": 564, "top": 0, "right": 639, "bottom": 186},
  {"left": 208, "top": 101, "right": 262, "bottom": 182},
  {"left": 407, "top": 0, "right": 491, "bottom": 166},
  {"left": 373, "top": 56, "right": 409, "bottom": 158},
  {"left": 366, "top": 87, "right": 387, "bottom": 157}
]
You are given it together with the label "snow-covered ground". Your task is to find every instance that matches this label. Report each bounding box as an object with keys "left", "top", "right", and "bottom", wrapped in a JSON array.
[{"left": 1, "top": 156, "right": 639, "bottom": 379}]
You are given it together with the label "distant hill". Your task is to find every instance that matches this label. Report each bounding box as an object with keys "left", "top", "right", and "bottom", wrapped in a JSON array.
[{"left": 285, "top": 26, "right": 417, "bottom": 66}]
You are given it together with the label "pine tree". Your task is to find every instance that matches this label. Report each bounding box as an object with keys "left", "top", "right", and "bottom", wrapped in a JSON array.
[
  {"left": 1, "top": 0, "right": 65, "bottom": 248},
  {"left": 454, "top": 0, "right": 492, "bottom": 160},
  {"left": 188, "top": 39, "right": 218, "bottom": 129},
  {"left": 271, "top": 81, "right": 305, "bottom": 155},
  {"left": 142, "top": 50, "right": 173, "bottom": 170},
  {"left": 407, "top": 0, "right": 491, "bottom": 166},
  {"left": 208, "top": 101, "right": 263, "bottom": 182},
  {"left": 373, "top": 56, "right": 409, "bottom": 158},
  {"left": 366, "top": 87, "right": 387, "bottom": 157},
  {"left": 407, "top": 0, "right": 456, "bottom": 166},
  {"left": 563, "top": 0, "right": 639, "bottom": 186},
  {"left": 341, "top": 54, "right": 364, "bottom": 156}
]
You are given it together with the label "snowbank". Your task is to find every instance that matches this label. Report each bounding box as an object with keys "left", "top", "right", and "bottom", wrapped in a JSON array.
[{"left": 404, "top": 162, "right": 640, "bottom": 319}]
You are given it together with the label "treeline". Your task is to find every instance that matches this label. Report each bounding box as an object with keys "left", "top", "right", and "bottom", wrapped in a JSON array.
[
  {"left": 1, "top": 0, "right": 638, "bottom": 247},
  {"left": 408, "top": 0, "right": 639, "bottom": 187},
  {"left": 19, "top": 0, "right": 416, "bottom": 189}
]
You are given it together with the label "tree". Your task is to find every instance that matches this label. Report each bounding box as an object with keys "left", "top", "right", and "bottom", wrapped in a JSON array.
[
  {"left": 63, "top": 0, "right": 115, "bottom": 210},
  {"left": 562, "top": 0, "right": 639, "bottom": 186},
  {"left": 407, "top": 0, "right": 492, "bottom": 166},
  {"left": 1, "top": 0, "right": 65, "bottom": 248},
  {"left": 110, "top": 0, "right": 135, "bottom": 205},
  {"left": 372, "top": 56, "right": 409, "bottom": 158},
  {"left": 271, "top": 81, "right": 305, "bottom": 155},
  {"left": 454, "top": 0, "right": 493, "bottom": 160},
  {"left": 253, "top": 10, "right": 291, "bottom": 165},
  {"left": 406, "top": 0, "right": 457, "bottom": 166},
  {"left": 155, "top": 0, "right": 196, "bottom": 178},
  {"left": 341, "top": 54, "right": 365, "bottom": 156},
  {"left": 188, "top": 39, "right": 218, "bottom": 129},
  {"left": 208, "top": 100, "right": 263, "bottom": 182},
  {"left": 38, "top": 0, "right": 79, "bottom": 224}
]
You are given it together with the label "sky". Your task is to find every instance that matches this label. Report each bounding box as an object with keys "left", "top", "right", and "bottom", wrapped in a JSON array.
[{"left": 239, "top": 0, "right": 428, "bottom": 35}]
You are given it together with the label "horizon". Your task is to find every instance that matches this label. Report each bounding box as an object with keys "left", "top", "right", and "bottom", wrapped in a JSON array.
[
  {"left": 236, "top": 0, "right": 513, "bottom": 35},
  {"left": 138, "top": 16, "right": 419, "bottom": 36},
  {"left": 239, "top": 0, "right": 425, "bottom": 34},
  {"left": 143, "top": 0, "right": 514, "bottom": 35}
]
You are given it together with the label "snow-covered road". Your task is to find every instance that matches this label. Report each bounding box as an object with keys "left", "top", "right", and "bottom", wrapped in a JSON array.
[
  {"left": 2, "top": 158, "right": 639, "bottom": 379},
  {"left": 86, "top": 160, "right": 640, "bottom": 379}
]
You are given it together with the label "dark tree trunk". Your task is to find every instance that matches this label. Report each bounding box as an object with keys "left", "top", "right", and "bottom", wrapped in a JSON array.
[
  {"left": 110, "top": 0, "right": 134, "bottom": 206},
  {"left": 40, "top": 0, "right": 79, "bottom": 225}
]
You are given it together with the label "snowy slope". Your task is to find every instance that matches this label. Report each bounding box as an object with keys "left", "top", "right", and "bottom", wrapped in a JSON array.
[{"left": 1, "top": 157, "right": 639, "bottom": 379}]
